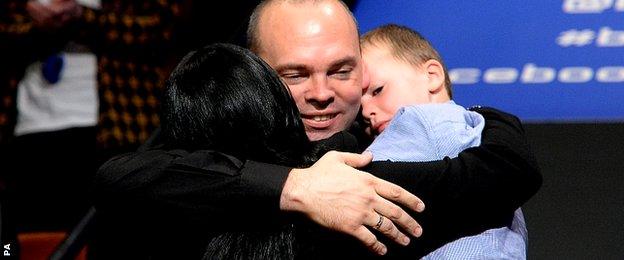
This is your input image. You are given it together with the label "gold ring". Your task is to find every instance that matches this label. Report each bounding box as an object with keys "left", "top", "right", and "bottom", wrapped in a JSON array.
[{"left": 374, "top": 214, "right": 384, "bottom": 229}]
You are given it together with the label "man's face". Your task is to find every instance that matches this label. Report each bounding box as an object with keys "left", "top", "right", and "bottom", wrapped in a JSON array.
[
  {"left": 255, "top": 1, "right": 364, "bottom": 141},
  {"left": 361, "top": 44, "right": 432, "bottom": 135}
]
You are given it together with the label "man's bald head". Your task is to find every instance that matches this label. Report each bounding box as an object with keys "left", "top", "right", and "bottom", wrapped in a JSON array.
[{"left": 247, "top": 0, "right": 358, "bottom": 54}]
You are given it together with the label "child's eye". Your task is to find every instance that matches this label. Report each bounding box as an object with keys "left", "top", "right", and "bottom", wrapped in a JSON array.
[{"left": 372, "top": 86, "right": 383, "bottom": 96}]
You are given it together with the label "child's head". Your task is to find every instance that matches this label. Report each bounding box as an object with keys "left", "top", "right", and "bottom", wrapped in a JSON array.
[{"left": 360, "top": 24, "right": 451, "bottom": 134}]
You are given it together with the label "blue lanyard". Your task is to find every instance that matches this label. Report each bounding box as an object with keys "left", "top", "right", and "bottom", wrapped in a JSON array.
[{"left": 41, "top": 54, "right": 64, "bottom": 84}]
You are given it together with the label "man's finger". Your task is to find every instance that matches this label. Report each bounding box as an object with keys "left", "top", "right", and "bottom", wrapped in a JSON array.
[
  {"left": 352, "top": 226, "right": 387, "bottom": 255},
  {"left": 368, "top": 211, "right": 410, "bottom": 246},
  {"left": 333, "top": 151, "right": 373, "bottom": 168},
  {"left": 375, "top": 196, "right": 423, "bottom": 238},
  {"left": 376, "top": 179, "right": 425, "bottom": 212}
]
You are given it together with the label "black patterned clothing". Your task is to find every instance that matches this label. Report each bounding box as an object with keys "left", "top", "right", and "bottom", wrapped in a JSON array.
[{"left": 79, "top": 0, "right": 183, "bottom": 153}]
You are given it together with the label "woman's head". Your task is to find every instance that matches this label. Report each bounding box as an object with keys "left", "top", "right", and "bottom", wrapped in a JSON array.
[{"left": 161, "top": 43, "right": 310, "bottom": 166}]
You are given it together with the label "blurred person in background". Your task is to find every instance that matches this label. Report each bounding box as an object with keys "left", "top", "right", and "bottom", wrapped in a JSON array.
[{"left": 0, "top": 2, "right": 185, "bottom": 258}]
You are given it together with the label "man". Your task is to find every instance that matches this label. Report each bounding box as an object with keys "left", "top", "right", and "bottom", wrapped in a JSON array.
[
  {"left": 94, "top": 0, "right": 541, "bottom": 258},
  {"left": 249, "top": 0, "right": 420, "bottom": 253}
]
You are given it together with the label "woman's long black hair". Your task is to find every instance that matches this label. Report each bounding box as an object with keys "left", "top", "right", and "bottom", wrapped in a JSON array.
[
  {"left": 161, "top": 43, "right": 314, "bottom": 167},
  {"left": 161, "top": 43, "right": 324, "bottom": 259}
]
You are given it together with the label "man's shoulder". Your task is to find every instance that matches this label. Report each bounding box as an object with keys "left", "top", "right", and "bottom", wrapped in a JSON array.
[{"left": 314, "top": 130, "right": 362, "bottom": 153}]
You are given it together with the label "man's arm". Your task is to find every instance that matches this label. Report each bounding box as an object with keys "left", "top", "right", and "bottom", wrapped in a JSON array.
[
  {"left": 95, "top": 148, "right": 291, "bottom": 228},
  {"left": 364, "top": 107, "right": 542, "bottom": 258},
  {"left": 95, "top": 107, "right": 539, "bottom": 256},
  {"left": 95, "top": 134, "right": 423, "bottom": 255}
]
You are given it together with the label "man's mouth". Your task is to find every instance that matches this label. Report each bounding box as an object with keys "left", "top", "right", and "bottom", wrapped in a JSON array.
[
  {"left": 302, "top": 113, "right": 338, "bottom": 128},
  {"left": 312, "top": 114, "right": 335, "bottom": 122}
]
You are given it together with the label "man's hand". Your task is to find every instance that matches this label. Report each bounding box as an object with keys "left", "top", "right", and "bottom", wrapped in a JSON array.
[
  {"left": 27, "top": 0, "right": 83, "bottom": 30},
  {"left": 280, "top": 151, "right": 425, "bottom": 255}
]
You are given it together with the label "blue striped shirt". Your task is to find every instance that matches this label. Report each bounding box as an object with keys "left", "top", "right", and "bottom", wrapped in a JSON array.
[{"left": 366, "top": 101, "right": 527, "bottom": 259}]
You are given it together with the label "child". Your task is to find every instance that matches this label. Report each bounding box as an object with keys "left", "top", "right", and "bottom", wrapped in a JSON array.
[{"left": 361, "top": 24, "right": 528, "bottom": 259}]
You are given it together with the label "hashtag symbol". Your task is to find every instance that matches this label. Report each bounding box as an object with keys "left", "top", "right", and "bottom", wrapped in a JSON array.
[{"left": 557, "top": 29, "right": 596, "bottom": 47}]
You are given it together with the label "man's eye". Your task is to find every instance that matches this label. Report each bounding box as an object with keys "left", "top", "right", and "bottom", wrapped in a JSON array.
[
  {"left": 281, "top": 74, "right": 306, "bottom": 85},
  {"left": 330, "top": 69, "right": 352, "bottom": 80},
  {"left": 372, "top": 86, "right": 383, "bottom": 96}
]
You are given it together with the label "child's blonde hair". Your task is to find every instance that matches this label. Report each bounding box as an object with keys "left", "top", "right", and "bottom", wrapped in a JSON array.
[{"left": 361, "top": 24, "right": 452, "bottom": 98}]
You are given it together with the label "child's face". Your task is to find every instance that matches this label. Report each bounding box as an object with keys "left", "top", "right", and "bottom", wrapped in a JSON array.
[{"left": 361, "top": 44, "right": 433, "bottom": 135}]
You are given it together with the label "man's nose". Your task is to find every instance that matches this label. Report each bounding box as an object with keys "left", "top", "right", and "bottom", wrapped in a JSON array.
[{"left": 305, "top": 76, "right": 334, "bottom": 109}]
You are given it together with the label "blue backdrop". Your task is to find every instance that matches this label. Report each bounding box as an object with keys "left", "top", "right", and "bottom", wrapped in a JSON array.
[{"left": 353, "top": 0, "right": 624, "bottom": 122}]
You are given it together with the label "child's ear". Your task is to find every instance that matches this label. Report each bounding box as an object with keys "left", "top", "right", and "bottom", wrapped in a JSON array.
[{"left": 424, "top": 59, "right": 446, "bottom": 95}]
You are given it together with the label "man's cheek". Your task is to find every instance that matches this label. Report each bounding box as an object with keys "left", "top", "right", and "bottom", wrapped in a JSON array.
[{"left": 289, "top": 90, "right": 306, "bottom": 109}]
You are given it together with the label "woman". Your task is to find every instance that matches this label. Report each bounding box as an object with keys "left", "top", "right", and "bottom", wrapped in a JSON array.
[{"left": 161, "top": 43, "right": 339, "bottom": 259}]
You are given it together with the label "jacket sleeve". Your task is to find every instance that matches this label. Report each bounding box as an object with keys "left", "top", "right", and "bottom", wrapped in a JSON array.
[
  {"left": 94, "top": 144, "right": 293, "bottom": 230},
  {"left": 364, "top": 107, "right": 542, "bottom": 258}
]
